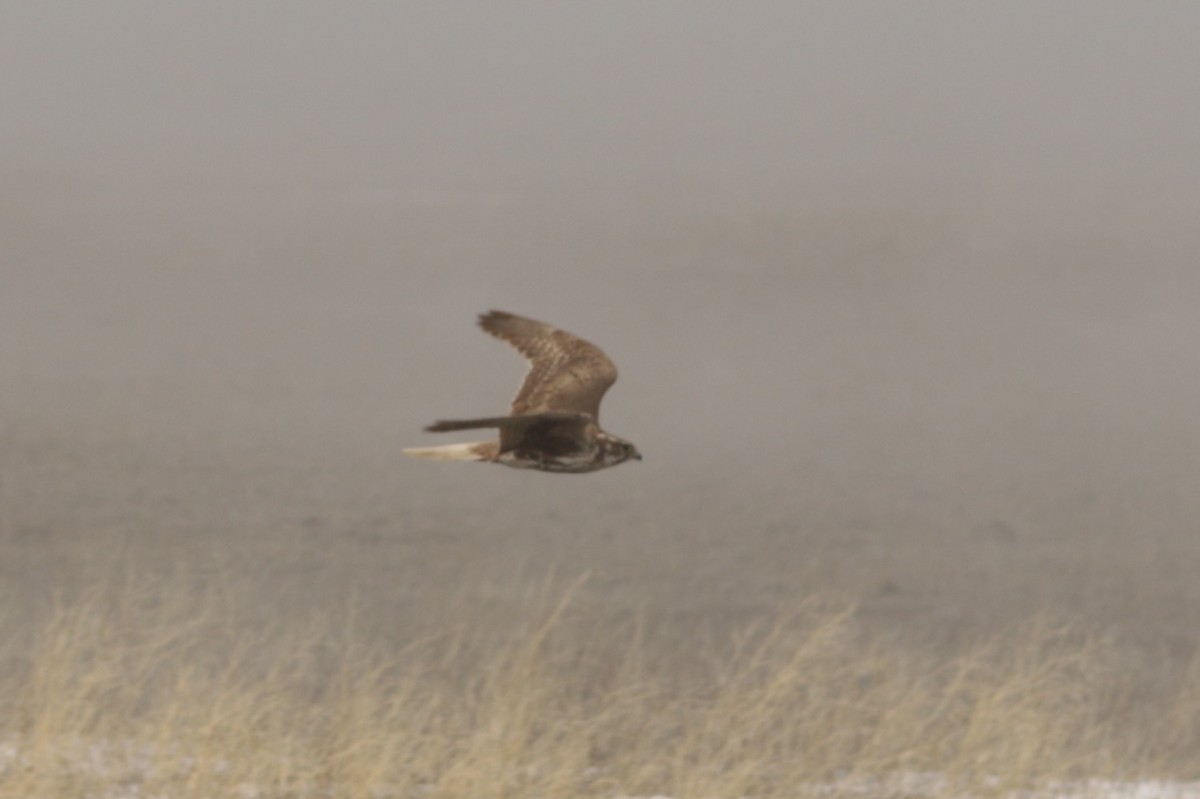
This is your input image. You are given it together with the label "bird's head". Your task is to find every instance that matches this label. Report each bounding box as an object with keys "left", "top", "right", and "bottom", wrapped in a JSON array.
[{"left": 611, "top": 436, "right": 642, "bottom": 464}]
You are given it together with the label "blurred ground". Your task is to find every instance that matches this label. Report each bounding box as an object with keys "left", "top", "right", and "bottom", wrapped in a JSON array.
[{"left": 3, "top": 171, "right": 1198, "bottom": 683}]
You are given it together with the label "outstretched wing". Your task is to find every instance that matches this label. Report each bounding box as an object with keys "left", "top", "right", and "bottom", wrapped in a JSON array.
[
  {"left": 424, "top": 411, "right": 592, "bottom": 454},
  {"left": 424, "top": 411, "right": 591, "bottom": 435},
  {"left": 478, "top": 310, "right": 618, "bottom": 420}
]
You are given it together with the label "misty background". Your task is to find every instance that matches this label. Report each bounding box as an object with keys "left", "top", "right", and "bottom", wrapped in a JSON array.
[{"left": 2, "top": 3, "right": 1199, "bottom": 665}]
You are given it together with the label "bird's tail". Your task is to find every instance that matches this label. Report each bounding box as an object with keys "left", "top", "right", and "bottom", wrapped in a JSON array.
[{"left": 402, "top": 441, "right": 497, "bottom": 462}]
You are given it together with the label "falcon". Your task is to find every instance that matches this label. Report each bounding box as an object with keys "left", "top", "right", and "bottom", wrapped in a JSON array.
[{"left": 404, "top": 311, "right": 642, "bottom": 473}]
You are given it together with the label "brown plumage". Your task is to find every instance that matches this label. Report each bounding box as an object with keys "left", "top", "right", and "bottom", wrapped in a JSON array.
[{"left": 404, "top": 311, "right": 641, "bottom": 474}]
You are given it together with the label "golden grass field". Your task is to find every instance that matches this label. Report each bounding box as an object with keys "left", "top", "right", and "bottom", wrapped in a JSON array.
[{"left": 1, "top": 571, "right": 1198, "bottom": 799}]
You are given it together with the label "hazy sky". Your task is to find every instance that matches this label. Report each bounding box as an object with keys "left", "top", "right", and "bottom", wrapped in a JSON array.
[
  {"left": 4, "top": 3, "right": 1200, "bottom": 655},
  {"left": 4, "top": 2, "right": 1199, "bottom": 193}
]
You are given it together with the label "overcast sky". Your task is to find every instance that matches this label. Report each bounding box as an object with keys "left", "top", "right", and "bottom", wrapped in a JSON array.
[
  {"left": 5, "top": 4, "right": 1200, "bottom": 651},
  {"left": 4, "top": 2, "right": 1199, "bottom": 194}
]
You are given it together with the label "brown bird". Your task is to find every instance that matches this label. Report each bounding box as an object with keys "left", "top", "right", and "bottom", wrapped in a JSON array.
[{"left": 404, "top": 311, "right": 642, "bottom": 473}]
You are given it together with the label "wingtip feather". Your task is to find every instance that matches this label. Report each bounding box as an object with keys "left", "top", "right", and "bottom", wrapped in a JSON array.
[{"left": 478, "top": 309, "right": 514, "bottom": 328}]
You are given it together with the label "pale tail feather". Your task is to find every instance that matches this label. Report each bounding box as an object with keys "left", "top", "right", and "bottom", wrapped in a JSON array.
[{"left": 402, "top": 441, "right": 495, "bottom": 462}]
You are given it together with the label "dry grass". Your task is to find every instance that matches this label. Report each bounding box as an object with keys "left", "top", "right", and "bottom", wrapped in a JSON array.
[{"left": 0, "top": 575, "right": 1197, "bottom": 799}]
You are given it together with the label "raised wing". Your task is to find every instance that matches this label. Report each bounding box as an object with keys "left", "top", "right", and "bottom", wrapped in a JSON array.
[{"left": 478, "top": 310, "right": 618, "bottom": 420}]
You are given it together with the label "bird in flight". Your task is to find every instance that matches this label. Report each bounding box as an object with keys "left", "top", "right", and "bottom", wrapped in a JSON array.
[{"left": 404, "top": 311, "right": 642, "bottom": 473}]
